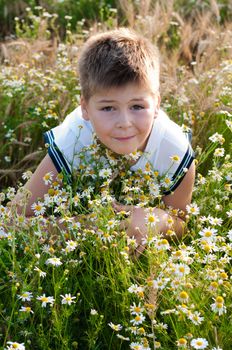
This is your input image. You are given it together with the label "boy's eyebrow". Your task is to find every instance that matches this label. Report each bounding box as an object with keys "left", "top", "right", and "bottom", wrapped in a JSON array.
[{"left": 97, "top": 98, "right": 146, "bottom": 103}]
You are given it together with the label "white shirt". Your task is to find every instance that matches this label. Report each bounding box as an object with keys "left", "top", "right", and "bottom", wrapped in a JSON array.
[{"left": 44, "top": 106, "right": 194, "bottom": 195}]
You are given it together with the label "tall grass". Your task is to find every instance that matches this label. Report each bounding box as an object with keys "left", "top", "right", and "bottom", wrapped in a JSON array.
[{"left": 0, "top": 2, "right": 232, "bottom": 349}]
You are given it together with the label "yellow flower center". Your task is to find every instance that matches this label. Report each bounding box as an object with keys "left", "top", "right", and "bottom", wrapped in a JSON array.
[
  {"left": 135, "top": 315, "right": 141, "bottom": 321},
  {"left": 41, "top": 297, "right": 48, "bottom": 303},
  {"left": 211, "top": 281, "right": 218, "bottom": 288},
  {"left": 216, "top": 296, "right": 224, "bottom": 303},
  {"left": 196, "top": 341, "right": 203, "bottom": 346},
  {"left": 134, "top": 306, "right": 141, "bottom": 313},
  {"left": 35, "top": 205, "right": 42, "bottom": 211},
  {"left": 178, "top": 338, "right": 187, "bottom": 345},
  {"left": 179, "top": 291, "right": 188, "bottom": 299},
  {"left": 205, "top": 231, "right": 212, "bottom": 237},
  {"left": 220, "top": 272, "right": 227, "bottom": 279}
]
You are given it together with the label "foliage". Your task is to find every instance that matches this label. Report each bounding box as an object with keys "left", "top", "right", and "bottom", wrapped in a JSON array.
[{"left": 0, "top": 2, "right": 232, "bottom": 350}]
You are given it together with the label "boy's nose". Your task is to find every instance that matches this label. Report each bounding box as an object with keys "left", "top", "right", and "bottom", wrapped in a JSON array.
[{"left": 116, "top": 111, "right": 132, "bottom": 128}]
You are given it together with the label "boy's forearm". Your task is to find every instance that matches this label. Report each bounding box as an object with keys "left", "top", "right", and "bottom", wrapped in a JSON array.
[
  {"left": 151, "top": 207, "right": 186, "bottom": 239},
  {"left": 3, "top": 215, "right": 64, "bottom": 235}
]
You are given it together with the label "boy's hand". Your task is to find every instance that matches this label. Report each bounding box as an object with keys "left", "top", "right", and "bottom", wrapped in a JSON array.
[{"left": 112, "top": 202, "right": 148, "bottom": 256}]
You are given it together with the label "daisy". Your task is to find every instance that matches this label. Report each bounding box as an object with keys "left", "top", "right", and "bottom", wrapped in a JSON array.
[
  {"left": 130, "top": 302, "right": 144, "bottom": 315},
  {"left": 34, "top": 266, "right": 47, "bottom": 278},
  {"left": 190, "top": 338, "right": 208, "bottom": 349},
  {"left": 170, "top": 155, "right": 180, "bottom": 163},
  {"left": 227, "top": 229, "right": 232, "bottom": 241},
  {"left": 22, "top": 170, "right": 32, "bottom": 180},
  {"left": 65, "top": 240, "right": 78, "bottom": 252},
  {"left": 188, "top": 311, "right": 204, "bottom": 325},
  {"left": 130, "top": 314, "right": 146, "bottom": 326},
  {"left": 176, "top": 338, "right": 187, "bottom": 347},
  {"left": 209, "top": 132, "right": 225, "bottom": 144},
  {"left": 106, "top": 219, "right": 119, "bottom": 230},
  {"left": 211, "top": 296, "right": 227, "bottom": 315},
  {"left": 61, "top": 293, "right": 76, "bottom": 305},
  {"left": 6, "top": 342, "right": 25, "bottom": 350},
  {"left": 162, "top": 176, "right": 172, "bottom": 188},
  {"left": 31, "top": 201, "right": 46, "bottom": 216},
  {"left": 156, "top": 238, "right": 170, "bottom": 251},
  {"left": 173, "top": 263, "right": 190, "bottom": 277},
  {"left": 46, "top": 257, "right": 62, "bottom": 266},
  {"left": 130, "top": 342, "right": 143, "bottom": 350},
  {"left": 0, "top": 227, "right": 8, "bottom": 238},
  {"left": 37, "top": 294, "right": 55, "bottom": 307},
  {"left": 225, "top": 119, "right": 232, "bottom": 130},
  {"left": 208, "top": 216, "right": 223, "bottom": 226},
  {"left": 178, "top": 291, "right": 189, "bottom": 303},
  {"left": 101, "top": 232, "right": 114, "bottom": 243},
  {"left": 99, "top": 168, "right": 112, "bottom": 178},
  {"left": 17, "top": 291, "right": 33, "bottom": 302},
  {"left": 90, "top": 309, "right": 98, "bottom": 315},
  {"left": 145, "top": 212, "right": 160, "bottom": 227},
  {"left": 19, "top": 306, "right": 34, "bottom": 314},
  {"left": 186, "top": 203, "right": 200, "bottom": 216},
  {"left": 214, "top": 148, "right": 225, "bottom": 157},
  {"left": 199, "top": 227, "right": 218, "bottom": 242},
  {"left": 43, "top": 171, "right": 54, "bottom": 185},
  {"left": 116, "top": 334, "right": 130, "bottom": 341},
  {"left": 128, "top": 284, "right": 144, "bottom": 294},
  {"left": 152, "top": 277, "right": 170, "bottom": 290},
  {"left": 108, "top": 322, "right": 123, "bottom": 331}
]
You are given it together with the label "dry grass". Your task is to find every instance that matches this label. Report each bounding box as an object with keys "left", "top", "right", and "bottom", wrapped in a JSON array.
[{"left": 1, "top": 1, "right": 232, "bottom": 188}]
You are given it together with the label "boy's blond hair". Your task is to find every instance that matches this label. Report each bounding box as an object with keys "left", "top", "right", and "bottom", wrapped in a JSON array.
[{"left": 78, "top": 27, "right": 160, "bottom": 101}]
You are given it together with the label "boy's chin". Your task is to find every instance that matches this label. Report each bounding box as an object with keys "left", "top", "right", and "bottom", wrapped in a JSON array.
[{"left": 110, "top": 148, "right": 137, "bottom": 156}]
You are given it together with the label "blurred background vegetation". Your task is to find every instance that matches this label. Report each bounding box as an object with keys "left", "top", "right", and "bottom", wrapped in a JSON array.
[
  {"left": 0, "top": 0, "right": 231, "bottom": 189},
  {"left": 1, "top": 0, "right": 232, "bottom": 40}
]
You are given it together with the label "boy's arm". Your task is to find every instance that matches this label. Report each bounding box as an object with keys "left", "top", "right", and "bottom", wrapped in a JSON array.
[
  {"left": 9, "top": 154, "right": 59, "bottom": 216},
  {"left": 113, "top": 161, "right": 196, "bottom": 250},
  {"left": 162, "top": 161, "right": 195, "bottom": 218}
]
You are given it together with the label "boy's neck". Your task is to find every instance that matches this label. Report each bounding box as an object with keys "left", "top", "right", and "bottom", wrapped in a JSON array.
[{"left": 95, "top": 136, "right": 141, "bottom": 166}]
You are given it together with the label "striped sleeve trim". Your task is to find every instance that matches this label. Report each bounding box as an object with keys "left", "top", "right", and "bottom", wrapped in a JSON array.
[
  {"left": 163, "top": 144, "right": 195, "bottom": 195},
  {"left": 43, "top": 130, "right": 72, "bottom": 184}
]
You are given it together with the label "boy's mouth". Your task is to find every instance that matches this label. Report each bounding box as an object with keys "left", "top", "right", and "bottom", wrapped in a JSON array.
[{"left": 114, "top": 136, "right": 135, "bottom": 141}]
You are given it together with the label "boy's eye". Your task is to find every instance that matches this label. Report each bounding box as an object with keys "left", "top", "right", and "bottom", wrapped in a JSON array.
[
  {"left": 101, "top": 106, "right": 114, "bottom": 112},
  {"left": 132, "top": 105, "right": 144, "bottom": 110}
]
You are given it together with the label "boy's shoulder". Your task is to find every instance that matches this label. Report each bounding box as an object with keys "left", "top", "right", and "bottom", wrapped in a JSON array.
[
  {"left": 148, "top": 109, "right": 192, "bottom": 156},
  {"left": 62, "top": 106, "right": 93, "bottom": 133},
  {"left": 132, "top": 109, "right": 194, "bottom": 192}
]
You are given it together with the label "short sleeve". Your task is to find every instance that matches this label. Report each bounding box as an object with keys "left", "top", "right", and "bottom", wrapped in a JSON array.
[
  {"left": 129, "top": 109, "right": 195, "bottom": 195},
  {"left": 161, "top": 131, "right": 195, "bottom": 195},
  {"left": 43, "top": 107, "right": 94, "bottom": 183}
]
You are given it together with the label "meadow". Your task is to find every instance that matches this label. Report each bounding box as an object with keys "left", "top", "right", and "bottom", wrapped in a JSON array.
[{"left": 0, "top": 2, "right": 232, "bottom": 349}]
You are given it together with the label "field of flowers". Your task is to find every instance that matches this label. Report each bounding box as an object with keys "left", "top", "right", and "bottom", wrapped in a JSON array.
[{"left": 0, "top": 2, "right": 232, "bottom": 350}]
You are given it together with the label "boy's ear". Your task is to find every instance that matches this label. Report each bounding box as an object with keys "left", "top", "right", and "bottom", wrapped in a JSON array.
[
  {"left": 154, "top": 93, "right": 161, "bottom": 118},
  {"left": 157, "top": 93, "right": 161, "bottom": 109},
  {"left": 80, "top": 96, "right": 89, "bottom": 121}
]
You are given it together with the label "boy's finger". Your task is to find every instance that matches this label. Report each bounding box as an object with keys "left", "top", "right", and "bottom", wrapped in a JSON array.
[
  {"left": 135, "top": 244, "right": 146, "bottom": 258},
  {"left": 112, "top": 201, "right": 131, "bottom": 212},
  {"left": 119, "top": 218, "right": 130, "bottom": 231}
]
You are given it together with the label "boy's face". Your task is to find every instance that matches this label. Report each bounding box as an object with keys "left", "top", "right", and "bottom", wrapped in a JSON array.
[{"left": 81, "top": 82, "right": 160, "bottom": 155}]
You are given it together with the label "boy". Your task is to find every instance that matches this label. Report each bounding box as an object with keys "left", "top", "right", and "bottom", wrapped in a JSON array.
[{"left": 11, "top": 28, "right": 195, "bottom": 252}]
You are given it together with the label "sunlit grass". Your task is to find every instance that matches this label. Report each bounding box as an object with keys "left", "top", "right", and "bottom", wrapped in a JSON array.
[{"left": 0, "top": 4, "right": 232, "bottom": 350}]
